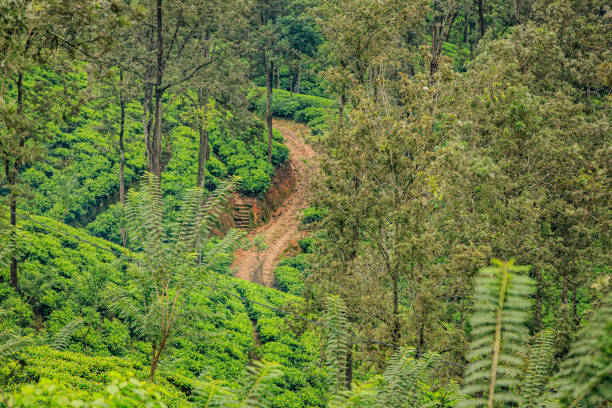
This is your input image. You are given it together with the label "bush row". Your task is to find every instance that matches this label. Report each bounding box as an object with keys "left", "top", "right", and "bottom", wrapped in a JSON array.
[{"left": 247, "top": 87, "right": 335, "bottom": 136}]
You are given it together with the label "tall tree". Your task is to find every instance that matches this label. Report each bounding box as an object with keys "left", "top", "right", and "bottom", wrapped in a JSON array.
[
  {"left": 248, "top": 0, "right": 290, "bottom": 163},
  {"left": 436, "top": 18, "right": 610, "bottom": 334},
  {"left": 122, "top": 0, "right": 234, "bottom": 178},
  {"left": 0, "top": 0, "right": 120, "bottom": 290}
]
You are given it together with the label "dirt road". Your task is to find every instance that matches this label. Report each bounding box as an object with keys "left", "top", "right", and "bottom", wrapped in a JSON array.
[{"left": 231, "top": 119, "right": 316, "bottom": 287}]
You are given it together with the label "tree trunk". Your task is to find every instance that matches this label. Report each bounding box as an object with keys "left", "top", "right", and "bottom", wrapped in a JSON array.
[
  {"left": 476, "top": 0, "right": 485, "bottom": 38},
  {"left": 572, "top": 286, "right": 580, "bottom": 327},
  {"left": 534, "top": 268, "right": 543, "bottom": 330},
  {"left": 197, "top": 126, "right": 209, "bottom": 188},
  {"left": 345, "top": 346, "right": 353, "bottom": 390},
  {"left": 392, "top": 270, "right": 400, "bottom": 345},
  {"left": 9, "top": 72, "right": 24, "bottom": 292},
  {"left": 150, "top": 341, "right": 159, "bottom": 382},
  {"left": 295, "top": 59, "right": 301, "bottom": 94},
  {"left": 148, "top": 0, "right": 164, "bottom": 179},
  {"left": 561, "top": 277, "right": 569, "bottom": 305},
  {"left": 265, "top": 54, "right": 273, "bottom": 163},
  {"left": 276, "top": 62, "right": 280, "bottom": 89},
  {"left": 431, "top": 23, "right": 440, "bottom": 76},
  {"left": 119, "top": 70, "right": 127, "bottom": 247},
  {"left": 9, "top": 195, "right": 17, "bottom": 291},
  {"left": 464, "top": 0, "right": 469, "bottom": 43}
]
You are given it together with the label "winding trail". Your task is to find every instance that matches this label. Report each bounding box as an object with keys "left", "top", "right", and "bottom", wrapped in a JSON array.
[{"left": 231, "top": 119, "right": 316, "bottom": 287}]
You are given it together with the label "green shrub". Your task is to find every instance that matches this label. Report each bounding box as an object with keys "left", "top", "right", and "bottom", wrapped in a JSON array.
[
  {"left": 301, "top": 206, "right": 327, "bottom": 224},
  {"left": 298, "top": 237, "right": 314, "bottom": 253},
  {"left": 6, "top": 374, "right": 174, "bottom": 408},
  {"left": 277, "top": 254, "right": 311, "bottom": 272},
  {"left": 274, "top": 266, "right": 304, "bottom": 296},
  {"left": 247, "top": 87, "right": 334, "bottom": 134}
]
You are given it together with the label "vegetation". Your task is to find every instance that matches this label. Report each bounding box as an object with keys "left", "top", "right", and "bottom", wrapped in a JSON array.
[{"left": 1, "top": 0, "right": 610, "bottom": 407}]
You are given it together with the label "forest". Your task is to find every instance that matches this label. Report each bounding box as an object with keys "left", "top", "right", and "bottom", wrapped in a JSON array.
[{"left": 0, "top": 0, "right": 610, "bottom": 407}]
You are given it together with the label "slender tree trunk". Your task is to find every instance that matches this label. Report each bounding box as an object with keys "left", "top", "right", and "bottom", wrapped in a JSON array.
[
  {"left": 150, "top": 341, "right": 159, "bottom": 382},
  {"left": 561, "top": 276, "right": 569, "bottom": 305},
  {"left": 197, "top": 126, "right": 209, "bottom": 188},
  {"left": 275, "top": 62, "right": 280, "bottom": 89},
  {"left": 345, "top": 346, "right": 353, "bottom": 390},
  {"left": 572, "top": 286, "right": 579, "bottom": 327},
  {"left": 119, "top": 70, "right": 127, "bottom": 247},
  {"left": 9, "top": 194, "right": 17, "bottom": 291},
  {"left": 534, "top": 268, "right": 543, "bottom": 330},
  {"left": 9, "top": 72, "right": 23, "bottom": 291},
  {"left": 265, "top": 54, "right": 273, "bottom": 163},
  {"left": 431, "top": 23, "right": 440, "bottom": 76},
  {"left": 464, "top": 0, "right": 469, "bottom": 43},
  {"left": 150, "top": 0, "right": 164, "bottom": 179},
  {"left": 392, "top": 270, "right": 400, "bottom": 345},
  {"left": 476, "top": 0, "right": 485, "bottom": 37},
  {"left": 295, "top": 59, "right": 301, "bottom": 94}
]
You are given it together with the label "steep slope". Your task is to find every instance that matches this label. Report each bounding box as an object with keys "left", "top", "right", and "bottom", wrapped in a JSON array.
[{"left": 231, "top": 119, "right": 317, "bottom": 287}]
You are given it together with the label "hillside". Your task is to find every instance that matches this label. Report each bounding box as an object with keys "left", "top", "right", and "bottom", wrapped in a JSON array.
[
  {"left": 1, "top": 0, "right": 610, "bottom": 407},
  {"left": 0, "top": 211, "right": 326, "bottom": 407}
]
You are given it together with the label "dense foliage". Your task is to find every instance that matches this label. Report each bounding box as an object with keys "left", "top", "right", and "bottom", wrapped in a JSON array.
[{"left": 1, "top": 0, "right": 610, "bottom": 407}]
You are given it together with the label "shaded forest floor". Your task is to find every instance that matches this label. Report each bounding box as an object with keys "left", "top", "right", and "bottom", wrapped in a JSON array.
[{"left": 231, "top": 119, "right": 316, "bottom": 287}]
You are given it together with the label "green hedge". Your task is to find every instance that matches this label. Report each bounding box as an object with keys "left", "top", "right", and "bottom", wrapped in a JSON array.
[{"left": 247, "top": 87, "right": 335, "bottom": 136}]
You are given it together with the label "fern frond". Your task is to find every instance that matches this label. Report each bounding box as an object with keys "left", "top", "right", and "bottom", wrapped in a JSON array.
[
  {"left": 376, "top": 349, "right": 435, "bottom": 408},
  {"left": 169, "top": 186, "right": 205, "bottom": 262},
  {"left": 324, "top": 295, "right": 350, "bottom": 394},
  {"left": 193, "top": 377, "right": 240, "bottom": 408},
  {"left": 327, "top": 381, "right": 378, "bottom": 408},
  {"left": 105, "top": 284, "right": 146, "bottom": 336},
  {"left": 199, "top": 177, "right": 237, "bottom": 238},
  {"left": 0, "top": 334, "right": 32, "bottom": 358},
  {"left": 549, "top": 291, "right": 612, "bottom": 408},
  {"left": 459, "top": 260, "right": 535, "bottom": 408},
  {"left": 50, "top": 318, "right": 84, "bottom": 351},
  {"left": 241, "top": 360, "right": 283, "bottom": 408},
  {"left": 203, "top": 229, "right": 245, "bottom": 264},
  {"left": 521, "top": 329, "right": 555, "bottom": 408}
]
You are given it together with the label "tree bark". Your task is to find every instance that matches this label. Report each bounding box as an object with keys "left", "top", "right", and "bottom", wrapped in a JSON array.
[
  {"left": 295, "top": 58, "right": 301, "bottom": 94},
  {"left": 145, "top": 0, "right": 164, "bottom": 179},
  {"left": 119, "top": 70, "right": 127, "bottom": 247},
  {"left": 534, "top": 268, "right": 543, "bottom": 330},
  {"left": 464, "top": 0, "right": 469, "bottom": 43},
  {"left": 275, "top": 62, "right": 280, "bottom": 89},
  {"left": 392, "top": 270, "right": 400, "bottom": 345},
  {"left": 197, "top": 126, "right": 209, "bottom": 188},
  {"left": 572, "top": 286, "right": 579, "bottom": 327},
  {"left": 265, "top": 54, "right": 273, "bottom": 163},
  {"left": 9, "top": 72, "right": 24, "bottom": 291},
  {"left": 9, "top": 195, "right": 17, "bottom": 291},
  {"left": 476, "top": 0, "right": 485, "bottom": 38},
  {"left": 345, "top": 346, "right": 353, "bottom": 390}
]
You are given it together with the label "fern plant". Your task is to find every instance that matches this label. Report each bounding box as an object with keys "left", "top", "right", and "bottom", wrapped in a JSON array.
[
  {"left": 547, "top": 291, "right": 612, "bottom": 408},
  {"left": 327, "top": 382, "right": 378, "bottom": 408},
  {"left": 459, "top": 259, "right": 535, "bottom": 408},
  {"left": 521, "top": 329, "right": 554, "bottom": 408},
  {"left": 49, "top": 318, "right": 84, "bottom": 351},
  {"left": 324, "top": 295, "right": 350, "bottom": 395},
  {"left": 376, "top": 348, "right": 435, "bottom": 408},
  {"left": 241, "top": 360, "right": 283, "bottom": 408},
  {"left": 107, "top": 173, "right": 240, "bottom": 381}
]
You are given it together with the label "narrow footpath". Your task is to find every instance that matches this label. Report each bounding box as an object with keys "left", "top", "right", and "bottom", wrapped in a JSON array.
[{"left": 231, "top": 119, "right": 317, "bottom": 287}]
